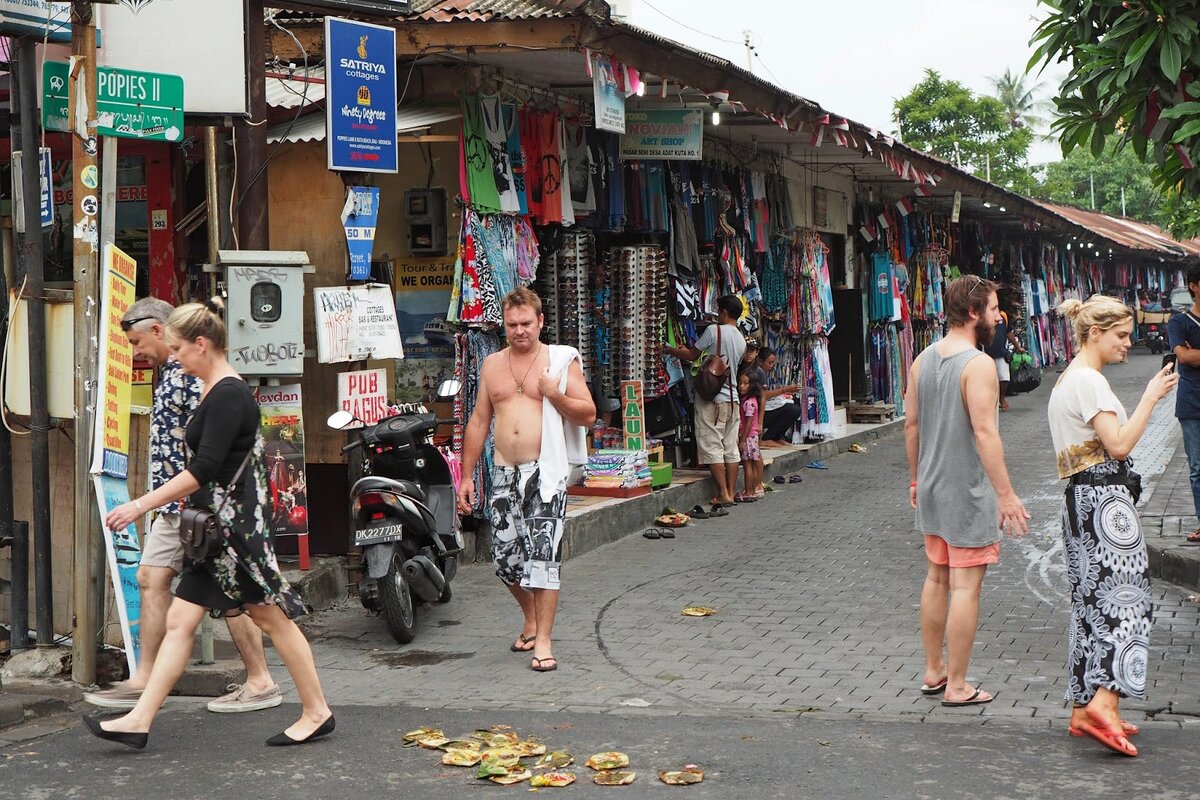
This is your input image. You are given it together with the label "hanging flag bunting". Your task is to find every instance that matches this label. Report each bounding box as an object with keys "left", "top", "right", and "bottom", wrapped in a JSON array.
[{"left": 895, "top": 197, "right": 914, "bottom": 216}]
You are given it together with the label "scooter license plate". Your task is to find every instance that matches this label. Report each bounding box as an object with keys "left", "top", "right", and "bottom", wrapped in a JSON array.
[{"left": 355, "top": 523, "right": 403, "bottom": 546}]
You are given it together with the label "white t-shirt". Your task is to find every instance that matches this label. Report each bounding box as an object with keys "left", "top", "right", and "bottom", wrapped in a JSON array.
[
  {"left": 693, "top": 323, "right": 745, "bottom": 403},
  {"left": 1047, "top": 366, "right": 1128, "bottom": 479}
]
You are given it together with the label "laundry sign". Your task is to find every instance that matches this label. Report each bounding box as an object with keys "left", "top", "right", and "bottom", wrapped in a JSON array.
[
  {"left": 620, "top": 109, "right": 703, "bottom": 161},
  {"left": 621, "top": 379, "right": 645, "bottom": 450}
]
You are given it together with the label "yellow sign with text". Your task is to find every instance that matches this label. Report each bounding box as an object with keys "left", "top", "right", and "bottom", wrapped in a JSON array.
[{"left": 91, "top": 244, "right": 137, "bottom": 479}]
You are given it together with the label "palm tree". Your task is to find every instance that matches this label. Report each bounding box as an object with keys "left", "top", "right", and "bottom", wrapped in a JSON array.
[{"left": 990, "top": 67, "right": 1046, "bottom": 132}]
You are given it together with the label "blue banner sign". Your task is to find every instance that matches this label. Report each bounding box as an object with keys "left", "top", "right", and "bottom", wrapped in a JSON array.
[
  {"left": 325, "top": 16, "right": 398, "bottom": 173},
  {"left": 344, "top": 186, "right": 380, "bottom": 280}
]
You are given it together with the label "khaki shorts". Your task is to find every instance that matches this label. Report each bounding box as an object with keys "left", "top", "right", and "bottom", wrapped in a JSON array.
[
  {"left": 924, "top": 534, "right": 1000, "bottom": 569},
  {"left": 994, "top": 357, "right": 1010, "bottom": 382},
  {"left": 140, "top": 512, "right": 184, "bottom": 574},
  {"left": 695, "top": 397, "right": 740, "bottom": 464}
]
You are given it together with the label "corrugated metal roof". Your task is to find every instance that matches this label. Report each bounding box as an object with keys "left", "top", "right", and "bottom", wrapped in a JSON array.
[
  {"left": 267, "top": 104, "right": 461, "bottom": 143},
  {"left": 266, "top": 66, "right": 326, "bottom": 109},
  {"left": 408, "top": 0, "right": 600, "bottom": 22},
  {"left": 1032, "top": 200, "right": 1200, "bottom": 259}
]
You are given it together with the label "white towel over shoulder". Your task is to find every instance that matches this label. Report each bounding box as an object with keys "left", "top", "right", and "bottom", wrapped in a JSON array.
[{"left": 539, "top": 344, "right": 588, "bottom": 501}]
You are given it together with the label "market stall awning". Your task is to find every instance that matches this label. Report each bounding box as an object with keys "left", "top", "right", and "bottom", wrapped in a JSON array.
[
  {"left": 1029, "top": 200, "right": 1200, "bottom": 259},
  {"left": 267, "top": 104, "right": 461, "bottom": 143}
]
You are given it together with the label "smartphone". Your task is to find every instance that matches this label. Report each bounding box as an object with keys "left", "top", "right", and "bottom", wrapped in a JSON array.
[{"left": 1163, "top": 353, "right": 1177, "bottom": 370}]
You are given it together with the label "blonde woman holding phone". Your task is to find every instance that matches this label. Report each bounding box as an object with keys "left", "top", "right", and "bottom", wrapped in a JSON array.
[{"left": 1048, "top": 295, "right": 1177, "bottom": 757}]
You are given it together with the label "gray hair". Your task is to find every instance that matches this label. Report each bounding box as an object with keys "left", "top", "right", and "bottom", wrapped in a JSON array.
[{"left": 122, "top": 297, "right": 174, "bottom": 331}]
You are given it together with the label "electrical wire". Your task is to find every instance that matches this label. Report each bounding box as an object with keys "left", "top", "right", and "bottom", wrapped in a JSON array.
[
  {"left": 0, "top": 274, "right": 32, "bottom": 437},
  {"left": 232, "top": 11, "right": 311, "bottom": 226},
  {"left": 640, "top": 0, "right": 741, "bottom": 45},
  {"left": 753, "top": 50, "right": 785, "bottom": 89}
]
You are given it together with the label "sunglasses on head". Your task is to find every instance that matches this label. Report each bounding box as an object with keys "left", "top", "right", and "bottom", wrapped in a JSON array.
[{"left": 120, "top": 317, "right": 156, "bottom": 332}]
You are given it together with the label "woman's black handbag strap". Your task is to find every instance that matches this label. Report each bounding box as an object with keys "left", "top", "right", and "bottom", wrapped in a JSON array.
[{"left": 211, "top": 449, "right": 254, "bottom": 515}]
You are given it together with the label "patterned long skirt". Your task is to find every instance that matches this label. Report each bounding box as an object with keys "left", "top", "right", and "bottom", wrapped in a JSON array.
[{"left": 1061, "top": 469, "right": 1153, "bottom": 704}]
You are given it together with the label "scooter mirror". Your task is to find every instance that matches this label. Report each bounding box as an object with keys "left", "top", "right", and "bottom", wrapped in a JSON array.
[
  {"left": 326, "top": 410, "right": 357, "bottom": 429},
  {"left": 436, "top": 379, "right": 462, "bottom": 398}
]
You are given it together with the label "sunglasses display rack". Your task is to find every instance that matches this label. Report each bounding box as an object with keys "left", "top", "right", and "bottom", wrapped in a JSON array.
[
  {"left": 607, "top": 245, "right": 670, "bottom": 398},
  {"left": 538, "top": 231, "right": 598, "bottom": 381}
]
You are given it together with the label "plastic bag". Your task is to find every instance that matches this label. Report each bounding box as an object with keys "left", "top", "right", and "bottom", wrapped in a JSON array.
[{"left": 1008, "top": 361, "right": 1042, "bottom": 395}]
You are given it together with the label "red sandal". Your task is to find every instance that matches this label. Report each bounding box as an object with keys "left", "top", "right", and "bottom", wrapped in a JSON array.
[{"left": 1073, "top": 719, "right": 1138, "bottom": 756}]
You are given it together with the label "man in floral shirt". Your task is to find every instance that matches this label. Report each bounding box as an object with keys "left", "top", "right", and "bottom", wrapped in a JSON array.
[{"left": 85, "top": 298, "right": 282, "bottom": 713}]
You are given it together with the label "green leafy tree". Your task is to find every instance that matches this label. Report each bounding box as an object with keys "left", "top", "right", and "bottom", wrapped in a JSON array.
[
  {"left": 1030, "top": 1, "right": 1200, "bottom": 207},
  {"left": 1158, "top": 191, "right": 1200, "bottom": 239},
  {"left": 893, "top": 69, "right": 1035, "bottom": 192},
  {"left": 990, "top": 67, "right": 1046, "bottom": 131},
  {"left": 1037, "top": 142, "right": 1161, "bottom": 220}
]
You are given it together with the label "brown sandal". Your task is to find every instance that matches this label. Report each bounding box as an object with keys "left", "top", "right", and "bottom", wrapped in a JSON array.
[{"left": 1186, "top": 529, "right": 1200, "bottom": 543}]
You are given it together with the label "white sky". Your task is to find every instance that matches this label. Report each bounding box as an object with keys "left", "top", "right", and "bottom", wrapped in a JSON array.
[{"left": 620, "top": 0, "right": 1069, "bottom": 165}]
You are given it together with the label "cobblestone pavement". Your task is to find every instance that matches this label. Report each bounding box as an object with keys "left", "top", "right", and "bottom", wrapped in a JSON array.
[{"left": 291, "top": 350, "right": 1200, "bottom": 727}]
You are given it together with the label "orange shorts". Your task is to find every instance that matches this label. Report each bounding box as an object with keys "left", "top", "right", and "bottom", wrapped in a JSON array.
[{"left": 923, "top": 535, "right": 1000, "bottom": 568}]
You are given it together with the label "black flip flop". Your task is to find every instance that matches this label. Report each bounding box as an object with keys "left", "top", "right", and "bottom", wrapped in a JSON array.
[
  {"left": 709, "top": 504, "right": 729, "bottom": 517},
  {"left": 658, "top": 527, "right": 675, "bottom": 539},
  {"left": 509, "top": 634, "right": 536, "bottom": 653},
  {"left": 941, "top": 689, "right": 993, "bottom": 707},
  {"left": 642, "top": 528, "right": 661, "bottom": 539},
  {"left": 689, "top": 504, "right": 712, "bottom": 519}
]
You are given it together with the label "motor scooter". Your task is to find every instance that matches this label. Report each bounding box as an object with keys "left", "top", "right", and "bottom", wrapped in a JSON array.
[
  {"left": 1147, "top": 324, "right": 1166, "bottom": 354},
  {"left": 327, "top": 380, "right": 463, "bottom": 645}
]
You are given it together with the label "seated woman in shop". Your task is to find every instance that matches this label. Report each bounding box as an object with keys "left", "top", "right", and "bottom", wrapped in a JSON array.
[{"left": 751, "top": 348, "right": 802, "bottom": 447}]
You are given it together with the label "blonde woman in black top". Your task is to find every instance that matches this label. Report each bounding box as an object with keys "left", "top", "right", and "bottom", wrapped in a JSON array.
[{"left": 85, "top": 299, "right": 333, "bottom": 750}]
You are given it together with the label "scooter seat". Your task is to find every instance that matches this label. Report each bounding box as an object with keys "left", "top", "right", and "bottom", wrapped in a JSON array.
[{"left": 353, "top": 476, "right": 426, "bottom": 502}]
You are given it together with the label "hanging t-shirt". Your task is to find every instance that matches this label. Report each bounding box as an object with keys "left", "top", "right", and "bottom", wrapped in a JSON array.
[
  {"left": 557, "top": 117, "right": 575, "bottom": 227},
  {"left": 479, "top": 95, "right": 520, "bottom": 214},
  {"left": 519, "top": 108, "right": 545, "bottom": 221},
  {"left": 502, "top": 104, "right": 529, "bottom": 216},
  {"left": 564, "top": 121, "right": 595, "bottom": 214},
  {"left": 538, "top": 111, "right": 564, "bottom": 225},
  {"left": 869, "top": 253, "right": 895, "bottom": 322},
  {"left": 460, "top": 94, "right": 501, "bottom": 213}
]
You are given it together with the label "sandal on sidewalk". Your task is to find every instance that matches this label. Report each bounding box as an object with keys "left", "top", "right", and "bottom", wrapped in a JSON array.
[
  {"left": 531, "top": 657, "right": 558, "bottom": 672},
  {"left": 689, "top": 504, "right": 712, "bottom": 519},
  {"left": 1186, "top": 528, "right": 1200, "bottom": 543}
]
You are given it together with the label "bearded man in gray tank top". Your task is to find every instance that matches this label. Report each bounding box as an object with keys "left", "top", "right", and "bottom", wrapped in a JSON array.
[{"left": 904, "top": 276, "right": 1031, "bottom": 707}]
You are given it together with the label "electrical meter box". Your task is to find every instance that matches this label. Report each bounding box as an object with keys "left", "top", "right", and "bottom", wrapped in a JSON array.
[
  {"left": 218, "top": 250, "right": 311, "bottom": 378},
  {"left": 405, "top": 188, "right": 447, "bottom": 256}
]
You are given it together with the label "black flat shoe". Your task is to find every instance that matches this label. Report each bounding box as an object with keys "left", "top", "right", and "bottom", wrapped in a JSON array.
[
  {"left": 83, "top": 715, "right": 148, "bottom": 750},
  {"left": 266, "top": 715, "right": 335, "bottom": 746}
]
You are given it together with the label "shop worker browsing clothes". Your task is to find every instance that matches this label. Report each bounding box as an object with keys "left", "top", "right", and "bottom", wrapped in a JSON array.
[
  {"left": 85, "top": 297, "right": 282, "bottom": 714},
  {"left": 1168, "top": 264, "right": 1200, "bottom": 543},
  {"left": 905, "top": 276, "right": 1030, "bottom": 708},
  {"left": 457, "top": 287, "right": 596, "bottom": 673}
]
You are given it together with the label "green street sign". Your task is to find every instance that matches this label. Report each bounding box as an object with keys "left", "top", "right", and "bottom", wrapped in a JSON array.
[{"left": 43, "top": 61, "right": 184, "bottom": 142}]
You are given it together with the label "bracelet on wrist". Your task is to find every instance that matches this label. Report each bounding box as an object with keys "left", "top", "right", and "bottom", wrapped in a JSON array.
[{"left": 134, "top": 498, "right": 144, "bottom": 514}]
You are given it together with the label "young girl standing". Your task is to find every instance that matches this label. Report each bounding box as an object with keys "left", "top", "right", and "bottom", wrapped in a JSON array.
[{"left": 737, "top": 369, "right": 764, "bottom": 502}]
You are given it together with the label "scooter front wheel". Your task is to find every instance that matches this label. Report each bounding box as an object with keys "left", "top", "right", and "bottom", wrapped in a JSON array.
[{"left": 379, "top": 552, "right": 417, "bottom": 644}]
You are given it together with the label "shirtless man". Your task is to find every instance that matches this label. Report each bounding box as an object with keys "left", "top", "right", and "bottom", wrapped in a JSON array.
[{"left": 457, "top": 287, "right": 596, "bottom": 672}]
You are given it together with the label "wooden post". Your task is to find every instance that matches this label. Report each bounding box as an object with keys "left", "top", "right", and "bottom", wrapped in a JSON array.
[
  {"left": 70, "top": 2, "right": 102, "bottom": 685},
  {"left": 235, "top": 0, "right": 269, "bottom": 250}
]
